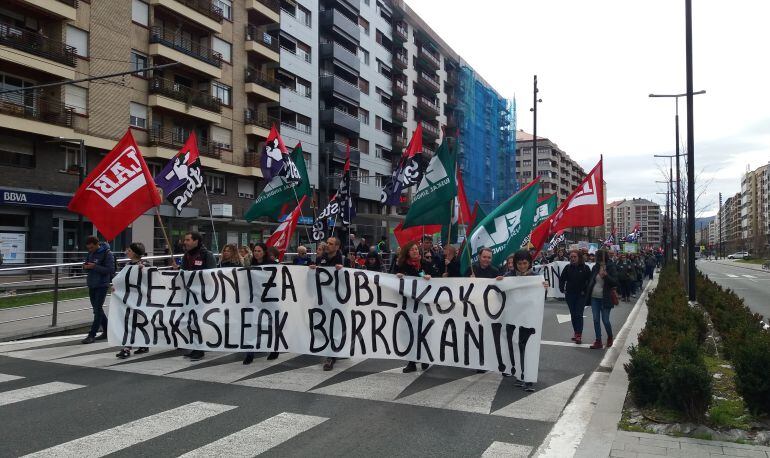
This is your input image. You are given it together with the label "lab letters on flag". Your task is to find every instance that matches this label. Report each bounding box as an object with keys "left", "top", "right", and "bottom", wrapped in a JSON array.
[{"left": 67, "top": 130, "right": 161, "bottom": 241}]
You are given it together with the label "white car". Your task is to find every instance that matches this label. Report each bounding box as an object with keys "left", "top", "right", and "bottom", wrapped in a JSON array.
[{"left": 727, "top": 252, "right": 749, "bottom": 260}]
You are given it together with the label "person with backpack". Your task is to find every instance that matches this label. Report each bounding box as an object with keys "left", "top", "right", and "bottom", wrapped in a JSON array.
[
  {"left": 116, "top": 242, "right": 149, "bottom": 358},
  {"left": 81, "top": 236, "right": 115, "bottom": 344}
]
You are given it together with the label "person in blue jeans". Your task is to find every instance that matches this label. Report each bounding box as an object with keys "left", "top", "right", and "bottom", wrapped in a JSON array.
[
  {"left": 81, "top": 236, "right": 115, "bottom": 344},
  {"left": 584, "top": 249, "right": 618, "bottom": 349}
]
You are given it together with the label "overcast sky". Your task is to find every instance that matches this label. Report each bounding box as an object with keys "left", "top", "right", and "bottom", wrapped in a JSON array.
[{"left": 407, "top": 0, "right": 770, "bottom": 216}]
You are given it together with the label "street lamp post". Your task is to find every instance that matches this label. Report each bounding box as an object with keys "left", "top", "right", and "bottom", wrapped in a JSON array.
[
  {"left": 655, "top": 154, "right": 677, "bottom": 267},
  {"left": 656, "top": 191, "right": 671, "bottom": 263},
  {"left": 529, "top": 75, "right": 542, "bottom": 187}
]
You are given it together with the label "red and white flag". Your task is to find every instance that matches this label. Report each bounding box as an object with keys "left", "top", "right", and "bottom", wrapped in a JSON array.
[
  {"left": 530, "top": 158, "right": 604, "bottom": 252},
  {"left": 267, "top": 195, "right": 307, "bottom": 261},
  {"left": 393, "top": 222, "right": 441, "bottom": 247},
  {"left": 455, "top": 168, "right": 473, "bottom": 234},
  {"left": 68, "top": 130, "right": 160, "bottom": 241}
]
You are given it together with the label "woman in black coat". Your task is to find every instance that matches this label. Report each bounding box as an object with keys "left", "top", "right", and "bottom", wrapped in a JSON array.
[
  {"left": 395, "top": 240, "right": 432, "bottom": 373},
  {"left": 243, "top": 243, "right": 279, "bottom": 365},
  {"left": 584, "top": 249, "right": 619, "bottom": 350}
]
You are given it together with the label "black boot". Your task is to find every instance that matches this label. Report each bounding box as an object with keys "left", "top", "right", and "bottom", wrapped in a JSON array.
[
  {"left": 243, "top": 353, "right": 254, "bottom": 365},
  {"left": 267, "top": 352, "right": 279, "bottom": 360},
  {"left": 402, "top": 361, "right": 417, "bottom": 373}
]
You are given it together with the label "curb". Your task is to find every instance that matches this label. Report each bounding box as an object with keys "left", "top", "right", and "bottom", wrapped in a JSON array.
[
  {"left": 0, "top": 322, "right": 91, "bottom": 343},
  {"left": 703, "top": 259, "right": 769, "bottom": 274},
  {"left": 536, "top": 276, "right": 657, "bottom": 457}
]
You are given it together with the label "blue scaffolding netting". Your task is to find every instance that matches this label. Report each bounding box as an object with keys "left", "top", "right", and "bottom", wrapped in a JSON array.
[{"left": 456, "top": 66, "right": 517, "bottom": 213}]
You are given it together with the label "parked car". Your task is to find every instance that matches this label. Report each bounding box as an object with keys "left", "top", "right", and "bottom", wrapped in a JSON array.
[{"left": 727, "top": 252, "right": 750, "bottom": 260}]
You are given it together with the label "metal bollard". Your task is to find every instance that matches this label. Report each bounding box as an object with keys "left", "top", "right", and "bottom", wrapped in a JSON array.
[{"left": 51, "top": 267, "right": 59, "bottom": 327}]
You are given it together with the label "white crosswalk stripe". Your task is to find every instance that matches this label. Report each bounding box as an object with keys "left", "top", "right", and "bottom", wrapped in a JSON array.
[
  {"left": 492, "top": 374, "right": 583, "bottom": 421},
  {"left": 22, "top": 401, "right": 236, "bottom": 458},
  {"left": 0, "top": 381, "right": 85, "bottom": 406},
  {"left": 727, "top": 274, "right": 739, "bottom": 278},
  {"left": 743, "top": 274, "right": 757, "bottom": 278},
  {"left": 0, "top": 373, "right": 24, "bottom": 383},
  {"left": 179, "top": 412, "right": 328, "bottom": 457},
  {"left": 481, "top": 441, "right": 533, "bottom": 457},
  {"left": 394, "top": 371, "right": 503, "bottom": 414},
  {"left": 235, "top": 357, "right": 362, "bottom": 392}
]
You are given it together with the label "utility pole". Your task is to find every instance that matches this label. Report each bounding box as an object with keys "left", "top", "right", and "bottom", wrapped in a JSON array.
[
  {"left": 530, "top": 75, "right": 542, "bottom": 186},
  {"left": 685, "top": 0, "right": 697, "bottom": 301},
  {"left": 718, "top": 192, "right": 723, "bottom": 259}
]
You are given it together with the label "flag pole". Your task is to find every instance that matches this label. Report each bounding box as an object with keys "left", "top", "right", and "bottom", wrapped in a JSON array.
[
  {"left": 154, "top": 207, "right": 174, "bottom": 264},
  {"left": 202, "top": 184, "right": 220, "bottom": 254},
  {"left": 291, "top": 186, "right": 312, "bottom": 246}
]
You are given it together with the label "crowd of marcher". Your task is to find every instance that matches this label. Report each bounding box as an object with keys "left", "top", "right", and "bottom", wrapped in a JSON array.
[{"left": 79, "top": 232, "right": 657, "bottom": 394}]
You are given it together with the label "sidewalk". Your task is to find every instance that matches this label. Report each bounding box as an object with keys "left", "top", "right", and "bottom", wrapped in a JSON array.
[
  {"left": 566, "top": 273, "right": 770, "bottom": 458},
  {"left": 0, "top": 296, "right": 109, "bottom": 342}
]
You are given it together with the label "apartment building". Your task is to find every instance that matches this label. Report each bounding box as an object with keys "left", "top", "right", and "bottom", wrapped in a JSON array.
[
  {"left": 604, "top": 198, "right": 662, "bottom": 247},
  {"left": 717, "top": 192, "right": 741, "bottom": 253},
  {"left": 514, "top": 130, "right": 586, "bottom": 205},
  {"left": 740, "top": 163, "right": 769, "bottom": 253}
]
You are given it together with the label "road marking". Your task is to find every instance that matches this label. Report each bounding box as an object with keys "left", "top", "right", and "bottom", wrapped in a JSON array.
[
  {"left": 236, "top": 357, "right": 362, "bottom": 392},
  {"left": 726, "top": 274, "right": 739, "bottom": 278},
  {"left": 394, "top": 371, "right": 503, "bottom": 414},
  {"left": 481, "top": 441, "right": 533, "bottom": 457},
  {"left": 179, "top": 412, "right": 328, "bottom": 457},
  {"left": 492, "top": 374, "right": 583, "bottom": 421},
  {"left": 743, "top": 274, "right": 757, "bottom": 279},
  {"left": 311, "top": 367, "right": 421, "bottom": 402},
  {"left": 167, "top": 355, "right": 294, "bottom": 384},
  {"left": 0, "top": 373, "right": 24, "bottom": 383},
  {"left": 22, "top": 401, "right": 236, "bottom": 458},
  {"left": 541, "top": 340, "right": 591, "bottom": 349},
  {"left": 0, "top": 381, "right": 84, "bottom": 407}
]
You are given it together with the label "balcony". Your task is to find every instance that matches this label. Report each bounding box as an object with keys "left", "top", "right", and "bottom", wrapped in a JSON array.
[
  {"left": 148, "top": 77, "right": 222, "bottom": 123},
  {"left": 244, "top": 109, "right": 278, "bottom": 138},
  {"left": 416, "top": 46, "right": 440, "bottom": 70},
  {"left": 393, "top": 22, "right": 408, "bottom": 43},
  {"left": 244, "top": 68, "right": 279, "bottom": 102},
  {"left": 392, "top": 104, "right": 407, "bottom": 123},
  {"left": 393, "top": 78, "right": 407, "bottom": 97},
  {"left": 319, "top": 42, "right": 359, "bottom": 73},
  {"left": 148, "top": 127, "right": 219, "bottom": 159},
  {"left": 393, "top": 50, "right": 408, "bottom": 70},
  {"left": 416, "top": 96, "right": 440, "bottom": 118},
  {"left": 149, "top": 27, "right": 222, "bottom": 78},
  {"left": 18, "top": 0, "right": 77, "bottom": 20},
  {"left": 149, "top": 0, "right": 223, "bottom": 33},
  {"left": 445, "top": 92, "right": 457, "bottom": 108},
  {"left": 0, "top": 95, "right": 74, "bottom": 130},
  {"left": 319, "top": 74, "right": 360, "bottom": 103},
  {"left": 246, "top": 0, "right": 280, "bottom": 22},
  {"left": 422, "top": 122, "right": 440, "bottom": 141},
  {"left": 321, "top": 141, "right": 361, "bottom": 166},
  {"left": 392, "top": 135, "right": 407, "bottom": 152},
  {"left": 415, "top": 71, "right": 440, "bottom": 94},
  {"left": 245, "top": 25, "right": 279, "bottom": 62},
  {"left": 0, "top": 23, "right": 77, "bottom": 78},
  {"left": 320, "top": 9, "right": 360, "bottom": 44},
  {"left": 320, "top": 107, "right": 360, "bottom": 135}
]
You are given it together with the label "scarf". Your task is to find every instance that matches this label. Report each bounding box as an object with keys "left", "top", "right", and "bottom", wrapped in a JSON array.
[{"left": 407, "top": 257, "right": 422, "bottom": 272}]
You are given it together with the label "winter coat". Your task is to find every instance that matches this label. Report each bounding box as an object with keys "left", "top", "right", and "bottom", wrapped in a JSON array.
[
  {"left": 584, "top": 261, "right": 619, "bottom": 309},
  {"left": 85, "top": 242, "right": 115, "bottom": 288},
  {"left": 182, "top": 246, "right": 216, "bottom": 271},
  {"left": 560, "top": 262, "right": 592, "bottom": 296}
]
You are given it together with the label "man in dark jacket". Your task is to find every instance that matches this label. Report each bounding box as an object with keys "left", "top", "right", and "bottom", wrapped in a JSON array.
[
  {"left": 560, "top": 250, "right": 592, "bottom": 344},
  {"left": 81, "top": 236, "right": 115, "bottom": 344},
  {"left": 179, "top": 231, "right": 215, "bottom": 360},
  {"left": 468, "top": 247, "right": 503, "bottom": 279}
]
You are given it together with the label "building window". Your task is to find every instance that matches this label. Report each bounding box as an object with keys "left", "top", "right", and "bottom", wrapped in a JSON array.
[
  {"left": 131, "top": 0, "right": 149, "bottom": 26},
  {"left": 63, "top": 145, "right": 79, "bottom": 172},
  {"left": 375, "top": 116, "right": 382, "bottom": 130},
  {"left": 358, "top": 17, "right": 369, "bottom": 35},
  {"left": 212, "top": 37, "right": 232, "bottom": 63},
  {"left": 359, "top": 168, "right": 370, "bottom": 184},
  {"left": 130, "top": 50, "right": 148, "bottom": 77},
  {"left": 214, "top": 0, "right": 232, "bottom": 20},
  {"left": 358, "top": 47, "right": 369, "bottom": 65},
  {"left": 296, "top": 76, "right": 311, "bottom": 97},
  {"left": 211, "top": 126, "right": 232, "bottom": 150},
  {"left": 129, "top": 102, "right": 147, "bottom": 129},
  {"left": 205, "top": 173, "right": 226, "bottom": 195},
  {"left": 64, "top": 85, "right": 87, "bottom": 115},
  {"left": 66, "top": 26, "right": 89, "bottom": 57},
  {"left": 303, "top": 152, "right": 311, "bottom": 170},
  {"left": 358, "top": 77, "right": 369, "bottom": 94},
  {"left": 0, "top": 137, "right": 34, "bottom": 168},
  {"left": 212, "top": 82, "right": 231, "bottom": 106},
  {"left": 375, "top": 173, "right": 385, "bottom": 187},
  {"left": 237, "top": 178, "right": 255, "bottom": 199},
  {"left": 358, "top": 138, "right": 369, "bottom": 154},
  {"left": 359, "top": 108, "right": 369, "bottom": 125}
]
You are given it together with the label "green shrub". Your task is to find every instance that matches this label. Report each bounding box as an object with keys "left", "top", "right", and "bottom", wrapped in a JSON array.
[
  {"left": 661, "top": 356, "right": 712, "bottom": 420},
  {"left": 625, "top": 345, "right": 663, "bottom": 406},
  {"left": 731, "top": 331, "right": 770, "bottom": 415}
]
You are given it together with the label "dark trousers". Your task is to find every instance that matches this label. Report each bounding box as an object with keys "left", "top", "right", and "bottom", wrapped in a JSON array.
[
  {"left": 645, "top": 265, "right": 654, "bottom": 280},
  {"left": 620, "top": 280, "right": 631, "bottom": 300},
  {"left": 88, "top": 286, "right": 108, "bottom": 337},
  {"left": 565, "top": 292, "right": 584, "bottom": 335}
]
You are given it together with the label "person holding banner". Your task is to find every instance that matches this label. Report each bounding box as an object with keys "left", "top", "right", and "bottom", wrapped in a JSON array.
[
  {"left": 179, "top": 232, "right": 216, "bottom": 361},
  {"left": 469, "top": 247, "right": 503, "bottom": 280},
  {"left": 242, "top": 243, "right": 280, "bottom": 364},
  {"left": 585, "top": 249, "right": 619, "bottom": 350},
  {"left": 293, "top": 246, "right": 311, "bottom": 266},
  {"left": 239, "top": 246, "right": 252, "bottom": 267},
  {"left": 560, "top": 250, "right": 592, "bottom": 345},
  {"left": 116, "top": 242, "right": 150, "bottom": 359},
  {"left": 219, "top": 244, "right": 243, "bottom": 268},
  {"left": 395, "top": 240, "right": 433, "bottom": 373},
  {"left": 309, "top": 237, "right": 347, "bottom": 371},
  {"left": 442, "top": 245, "right": 461, "bottom": 278}
]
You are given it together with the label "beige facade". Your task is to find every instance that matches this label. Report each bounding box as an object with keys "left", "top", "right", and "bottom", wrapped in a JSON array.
[
  {"left": 605, "top": 198, "right": 662, "bottom": 246},
  {"left": 740, "top": 163, "right": 769, "bottom": 253}
]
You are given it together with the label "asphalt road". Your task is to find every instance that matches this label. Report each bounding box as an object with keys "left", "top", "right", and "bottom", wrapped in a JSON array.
[
  {"left": 0, "top": 285, "right": 642, "bottom": 456},
  {"left": 697, "top": 260, "right": 770, "bottom": 320}
]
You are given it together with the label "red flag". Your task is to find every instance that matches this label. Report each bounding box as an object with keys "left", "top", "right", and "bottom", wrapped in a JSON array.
[
  {"left": 267, "top": 195, "right": 307, "bottom": 261},
  {"left": 394, "top": 222, "right": 441, "bottom": 247},
  {"left": 402, "top": 122, "right": 423, "bottom": 159},
  {"left": 530, "top": 158, "right": 604, "bottom": 255},
  {"left": 68, "top": 130, "right": 160, "bottom": 241},
  {"left": 456, "top": 168, "right": 472, "bottom": 232},
  {"left": 261, "top": 124, "right": 289, "bottom": 180}
]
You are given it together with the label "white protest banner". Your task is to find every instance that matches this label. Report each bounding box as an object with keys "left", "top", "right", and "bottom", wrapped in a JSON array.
[
  {"left": 108, "top": 265, "right": 546, "bottom": 382},
  {"left": 534, "top": 261, "right": 595, "bottom": 299}
]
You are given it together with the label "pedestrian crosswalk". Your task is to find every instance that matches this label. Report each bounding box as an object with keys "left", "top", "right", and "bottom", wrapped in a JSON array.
[
  {"left": 0, "top": 335, "right": 585, "bottom": 420},
  {"left": 0, "top": 372, "right": 534, "bottom": 456}
]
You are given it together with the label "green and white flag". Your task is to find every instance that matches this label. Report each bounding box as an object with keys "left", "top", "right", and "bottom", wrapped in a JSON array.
[
  {"left": 245, "top": 144, "right": 310, "bottom": 222},
  {"left": 460, "top": 181, "right": 542, "bottom": 274},
  {"left": 402, "top": 138, "right": 457, "bottom": 228},
  {"left": 521, "top": 194, "right": 557, "bottom": 248}
]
